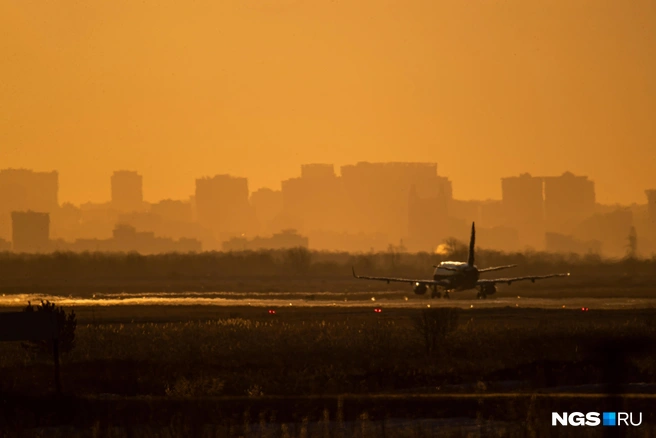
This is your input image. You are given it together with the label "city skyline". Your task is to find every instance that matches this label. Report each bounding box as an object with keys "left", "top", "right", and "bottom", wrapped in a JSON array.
[
  {"left": 1, "top": 164, "right": 652, "bottom": 208},
  {"left": 2, "top": 1, "right": 655, "bottom": 206},
  {"left": 1, "top": 164, "right": 653, "bottom": 257}
]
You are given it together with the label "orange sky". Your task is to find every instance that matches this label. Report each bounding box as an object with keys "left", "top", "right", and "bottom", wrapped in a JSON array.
[{"left": 1, "top": 0, "right": 655, "bottom": 205}]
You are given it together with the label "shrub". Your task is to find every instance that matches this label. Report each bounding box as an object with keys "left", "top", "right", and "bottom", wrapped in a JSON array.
[{"left": 22, "top": 300, "right": 77, "bottom": 354}]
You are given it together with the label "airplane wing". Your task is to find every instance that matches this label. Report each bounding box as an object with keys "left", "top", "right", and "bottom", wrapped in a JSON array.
[
  {"left": 478, "top": 264, "right": 517, "bottom": 273},
  {"left": 352, "top": 267, "right": 451, "bottom": 287},
  {"left": 477, "top": 273, "right": 570, "bottom": 286}
]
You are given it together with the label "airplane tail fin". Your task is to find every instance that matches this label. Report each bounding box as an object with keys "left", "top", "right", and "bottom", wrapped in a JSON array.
[{"left": 467, "top": 222, "right": 475, "bottom": 266}]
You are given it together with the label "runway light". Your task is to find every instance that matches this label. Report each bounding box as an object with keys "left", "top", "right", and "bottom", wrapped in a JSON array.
[
  {"left": 268, "top": 309, "right": 276, "bottom": 314},
  {"left": 427, "top": 304, "right": 431, "bottom": 308},
  {"left": 374, "top": 308, "right": 382, "bottom": 313},
  {"left": 516, "top": 304, "right": 519, "bottom": 307},
  {"left": 562, "top": 305, "right": 566, "bottom": 308},
  {"left": 289, "top": 303, "right": 292, "bottom": 306},
  {"left": 371, "top": 297, "right": 376, "bottom": 301},
  {"left": 404, "top": 296, "right": 408, "bottom": 301},
  {"left": 581, "top": 307, "right": 589, "bottom": 312},
  {"left": 517, "top": 296, "right": 521, "bottom": 299}
]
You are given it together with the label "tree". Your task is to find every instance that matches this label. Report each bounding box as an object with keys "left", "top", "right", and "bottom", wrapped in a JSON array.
[
  {"left": 283, "top": 247, "right": 312, "bottom": 275},
  {"left": 23, "top": 300, "right": 77, "bottom": 355}
]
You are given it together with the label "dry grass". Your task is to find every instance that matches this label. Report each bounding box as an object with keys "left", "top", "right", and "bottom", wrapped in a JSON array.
[{"left": 2, "top": 306, "right": 655, "bottom": 436}]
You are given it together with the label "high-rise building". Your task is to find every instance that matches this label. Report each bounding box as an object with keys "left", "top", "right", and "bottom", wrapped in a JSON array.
[
  {"left": 501, "top": 173, "right": 544, "bottom": 249},
  {"left": 251, "top": 188, "right": 283, "bottom": 233},
  {"left": 281, "top": 164, "right": 342, "bottom": 234},
  {"left": 407, "top": 182, "right": 452, "bottom": 251},
  {"left": 645, "top": 190, "right": 656, "bottom": 241},
  {"left": 11, "top": 211, "right": 50, "bottom": 253},
  {"left": 111, "top": 171, "right": 144, "bottom": 212},
  {"left": 150, "top": 199, "right": 193, "bottom": 224},
  {"left": 646, "top": 190, "right": 656, "bottom": 225},
  {"left": 543, "top": 172, "right": 595, "bottom": 233},
  {"left": 195, "top": 175, "right": 256, "bottom": 242},
  {"left": 340, "top": 162, "right": 452, "bottom": 241}
]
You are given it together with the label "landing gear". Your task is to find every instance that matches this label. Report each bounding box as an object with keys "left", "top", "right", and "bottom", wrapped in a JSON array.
[
  {"left": 431, "top": 289, "right": 441, "bottom": 299},
  {"left": 443, "top": 291, "right": 451, "bottom": 299},
  {"left": 477, "top": 284, "right": 496, "bottom": 300}
]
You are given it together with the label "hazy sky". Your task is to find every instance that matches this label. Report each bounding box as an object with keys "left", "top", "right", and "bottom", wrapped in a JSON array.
[{"left": 1, "top": 1, "right": 655, "bottom": 205}]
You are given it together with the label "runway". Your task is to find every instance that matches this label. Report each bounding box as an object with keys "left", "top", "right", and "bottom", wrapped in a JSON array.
[{"left": 1, "top": 291, "right": 655, "bottom": 309}]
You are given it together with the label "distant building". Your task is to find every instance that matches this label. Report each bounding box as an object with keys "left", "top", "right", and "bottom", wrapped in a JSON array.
[
  {"left": 340, "top": 162, "right": 452, "bottom": 241},
  {"left": 646, "top": 190, "right": 656, "bottom": 230},
  {"left": 476, "top": 226, "right": 521, "bottom": 252},
  {"left": 543, "top": 172, "right": 595, "bottom": 234},
  {"left": 280, "top": 164, "right": 342, "bottom": 235},
  {"left": 0, "top": 169, "right": 58, "bottom": 240},
  {"left": 407, "top": 183, "right": 451, "bottom": 251},
  {"left": 150, "top": 199, "right": 193, "bottom": 224},
  {"left": 64, "top": 224, "right": 202, "bottom": 254},
  {"left": 11, "top": 211, "right": 50, "bottom": 253},
  {"left": 111, "top": 171, "right": 144, "bottom": 212},
  {"left": 307, "top": 230, "right": 390, "bottom": 252},
  {"left": 479, "top": 200, "right": 506, "bottom": 229},
  {"left": 0, "top": 238, "right": 11, "bottom": 251},
  {"left": 250, "top": 188, "right": 283, "bottom": 233},
  {"left": 195, "top": 175, "right": 257, "bottom": 244},
  {"left": 545, "top": 232, "right": 602, "bottom": 255},
  {"left": 572, "top": 208, "right": 633, "bottom": 258},
  {"left": 501, "top": 173, "right": 544, "bottom": 249},
  {"left": 222, "top": 229, "right": 308, "bottom": 251}
]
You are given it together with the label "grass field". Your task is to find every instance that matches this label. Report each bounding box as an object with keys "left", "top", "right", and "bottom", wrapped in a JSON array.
[{"left": 1, "top": 303, "right": 655, "bottom": 436}]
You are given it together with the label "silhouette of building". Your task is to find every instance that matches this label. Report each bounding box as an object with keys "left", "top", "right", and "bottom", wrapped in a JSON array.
[
  {"left": 479, "top": 200, "right": 506, "bottom": 229},
  {"left": 11, "top": 211, "right": 50, "bottom": 253},
  {"left": 501, "top": 173, "right": 544, "bottom": 249},
  {"left": 50, "top": 202, "right": 82, "bottom": 241},
  {"left": 407, "top": 183, "right": 452, "bottom": 252},
  {"left": 150, "top": 199, "right": 193, "bottom": 224},
  {"left": 64, "top": 224, "right": 202, "bottom": 254},
  {"left": 251, "top": 188, "right": 283, "bottom": 234},
  {"left": 646, "top": 190, "right": 656, "bottom": 229},
  {"left": 222, "top": 229, "right": 308, "bottom": 251},
  {"left": 340, "top": 162, "right": 452, "bottom": 242},
  {"left": 0, "top": 169, "right": 58, "bottom": 240},
  {"left": 545, "top": 232, "right": 602, "bottom": 255},
  {"left": 307, "top": 230, "right": 390, "bottom": 252},
  {"left": 111, "top": 171, "right": 144, "bottom": 212},
  {"left": 572, "top": 208, "right": 633, "bottom": 258},
  {"left": 76, "top": 201, "right": 120, "bottom": 240},
  {"left": 280, "top": 164, "right": 343, "bottom": 235},
  {"left": 195, "top": 175, "right": 256, "bottom": 246},
  {"left": 543, "top": 172, "right": 595, "bottom": 234},
  {"left": 477, "top": 226, "right": 520, "bottom": 252}
]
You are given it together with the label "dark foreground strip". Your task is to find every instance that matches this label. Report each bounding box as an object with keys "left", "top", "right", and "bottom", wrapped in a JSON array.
[{"left": 1, "top": 393, "right": 655, "bottom": 430}]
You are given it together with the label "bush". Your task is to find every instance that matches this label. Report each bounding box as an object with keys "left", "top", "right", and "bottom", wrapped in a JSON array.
[{"left": 23, "top": 300, "right": 77, "bottom": 354}]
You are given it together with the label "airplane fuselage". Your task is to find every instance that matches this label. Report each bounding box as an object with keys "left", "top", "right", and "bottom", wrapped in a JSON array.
[{"left": 433, "top": 261, "right": 480, "bottom": 291}]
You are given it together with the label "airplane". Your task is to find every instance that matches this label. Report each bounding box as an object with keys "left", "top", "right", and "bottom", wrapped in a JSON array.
[{"left": 352, "top": 222, "right": 570, "bottom": 299}]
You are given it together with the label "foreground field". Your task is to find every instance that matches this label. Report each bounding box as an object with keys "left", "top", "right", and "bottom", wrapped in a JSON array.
[{"left": 1, "top": 305, "right": 655, "bottom": 436}]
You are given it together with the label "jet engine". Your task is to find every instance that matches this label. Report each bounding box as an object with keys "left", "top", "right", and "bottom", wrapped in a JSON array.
[
  {"left": 477, "top": 284, "right": 497, "bottom": 299},
  {"left": 483, "top": 284, "right": 497, "bottom": 295},
  {"left": 413, "top": 282, "right": 428, "bottom": 295}
]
